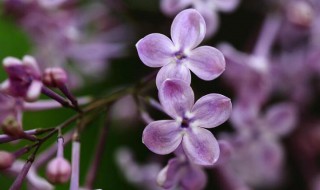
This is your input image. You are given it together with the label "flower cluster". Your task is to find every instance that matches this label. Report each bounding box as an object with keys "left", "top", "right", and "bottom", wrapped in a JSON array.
[{"left": 136, "top": 9, "right": 232, "bottom": 189}]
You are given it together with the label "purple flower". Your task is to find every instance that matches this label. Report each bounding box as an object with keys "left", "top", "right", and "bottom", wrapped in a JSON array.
[
  {"left": 142, "top": 79, "right": 232, "bottom": 165},
  {"left": 0, "top": 56, "right": 42, "bottom": 102},
  {"left": 136, "top": 9, "right": 226, "bottom": 89},
  {"left": 160, "top": 0, "right": 240, "bottom": 36},
  {"left": 157, "top": 155, "right": 207, "bottom": 190}
]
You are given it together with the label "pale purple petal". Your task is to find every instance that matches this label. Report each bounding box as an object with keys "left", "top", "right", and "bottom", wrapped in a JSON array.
[
  {"left": 181, "top": 165, "right": 207, "bottom": 190},
  {"left": 136, "top": 33, "right": 175, "bottom": 67},
  {"left": 182, "top": 127, "right": 220, "bottom": 165},
  {"left": 161, "top": 0, "right": 192, "bottom": 15},
  {"left": 158, "top": 79, "right": 194, "bottom": 118},
  {"left": 187, "top": 46, "right": 225, "bottom": 80},
  {"left": 157, "top": 158, "right": 181, "bottom": 189},
  {"left": 142, "top": 120, "right": 183, "bottom": 155},
  {"left": 171, "top": 9, "right": 206, "bottom": 50},
  {"left": 26, "top": 80, "right": 42, "bottom": 102},
  {"left": 264, "top": 103, "right": 297, "bottom": 136},
  {"left": 196, "top": 5, "right": 220, "bottom": 37},
  {"left": 192, "top": 94, "right": 232, "bottom": 128},
  {"left": 215, "top": 0, "right": 240, "bottom": 12},
  {"left": 156, "top": 63, "right": 191, "bottom": 89}
]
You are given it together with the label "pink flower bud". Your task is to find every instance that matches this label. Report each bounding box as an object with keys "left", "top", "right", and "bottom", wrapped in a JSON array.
[
  {"left": 0, "top": 151, "right": 14, "bottom": 170},
  {"left": 1, "top": 115, "right": 23, "bottom": 138},
  {"left": 46, "top": 157, "right": 71, "bottom": 184},
  {"left": 286, "top": 1, "right": 314, "bottom": 28},
  {"left": 43, "top": 67, "right": 68, "bottom": 88}
]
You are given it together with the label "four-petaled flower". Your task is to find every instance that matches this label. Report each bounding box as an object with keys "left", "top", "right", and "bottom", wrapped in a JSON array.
[
  {"left": 0, "top": 56, "right": 42, "bottom": 102},
  {"left": 136, "top": 9, "right": 226, "bottom": 89},
  {"left": 142, "top": 79, "right": 232, "bottom": 166}
]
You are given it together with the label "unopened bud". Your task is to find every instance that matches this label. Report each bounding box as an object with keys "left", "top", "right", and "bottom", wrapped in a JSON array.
[
  {"left": 43, "top": 67, "right": 68, "bottom": 88},
  {"left": 286, "top": 1, "right": 314, "bottom": 28},
  {"left": 46, "top": 157, "right": 71, "bottom": 184},
  {"left": 0, "top": 151, "right": 14, "bottom": 170},
  {"left": 1, "top": 115, "right": 23, "bottom": 138}
]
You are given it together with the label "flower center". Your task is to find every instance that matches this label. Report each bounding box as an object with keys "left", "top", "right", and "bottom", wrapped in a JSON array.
[
  {"left": 174, "top": 51, "right": 187, "bottom": 61},
  {"left": 181, "top": 117, "right": 190, "bottom": 128}
]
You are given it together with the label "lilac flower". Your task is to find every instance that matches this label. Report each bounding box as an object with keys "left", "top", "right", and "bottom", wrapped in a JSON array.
[
  {"left": 225, "top": 101, "right": 297, "bottom": 187},
  {"left": 142, "top": 79, "right": 232, "bottom": 166},
  {"left": 161, "top": 0, "right": 240, "bottom": 36},
  {"left": 136, "top": 9, "right": 226, "bottom": 89},
  {"left": 157, "top": 154, "right": 207, "bottom": 190},
  {"left": 0, "top": 56, "right": 42, "bottom": 102},
  {"left": 115, "top": 148, "right": 164, "bottom": 190}
]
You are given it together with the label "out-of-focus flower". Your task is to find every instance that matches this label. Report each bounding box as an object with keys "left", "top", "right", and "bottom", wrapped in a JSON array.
[
  {"left": 220, "top": 42, "right": 271, "bottom": 104},
  {"left": 157, "top": 153, "right": 207, "bottom": 190},
  {"left": 0, "top": 56, "right": 42, "bottom": 102},
  {"left": 0, "top": 151, "right": 15, "bottom": 170},
  {"left": 4, "top": 0, "right": 128, "bottom": 88},
  {"left": 225, "top": 101, "right": 297, "bottom": 187},
  {"left": 142, "top": 79, "right": 232, "bottom": 166},
  {"left": 115, "top": 148, "right": 163, "bottom": 190},
  {"left": 136, "top": 9, "right": 225, "bottom": 89},
  {"left": 4, "top": 160, "right": 54, "bottom": 190},
  {"left": 161, "top": 0, "right": 240, "bottom": 36}
]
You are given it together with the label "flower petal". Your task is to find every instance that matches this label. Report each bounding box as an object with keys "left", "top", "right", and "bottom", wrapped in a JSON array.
[
  {"left": 264, "top": 103, "right": 297, "bottom": 136},
  {"left": 171, "top": 9, "right": 206, "bottom": 50},
  {"left": 142, "top": 120, "right": 183, "bottom": 155},
  {"left": 182, "top": 127, "right": 220, "bottom": 165},
  {"left": 192, "top": 93, "right": 232, "bottom": 128},
  {"left": 195, "top": 4, "right": 220, "bottom": 37},
  {"left": 156, "top": 63, "right": 191, "bottom": 89},
  {"left": 161, "top": 0, "right": 192, "bottom": 15},
  {"left": 215, "top": 0, "right": 240, "bottom": 12},
  {"left": 181, "top": 165, "right": 207, "bottom": 190},
  {"left": 26, "top": 80, "right": 42, "bottom": 102},
  {"left": 136, "top": 33, "right": 175, "bottom": 67},
  {"left": 157, "top": 158, "right": 182, "bottom": 189},
  {"left": 159, "top": 79, "right": 194, "bottom": 118},
  {"left": 187, "top": 46, "right": 225, "bottom": 80}
]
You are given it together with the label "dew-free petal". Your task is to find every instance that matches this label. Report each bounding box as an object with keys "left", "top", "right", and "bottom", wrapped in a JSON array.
[
  {"left": 157, "top": 158, "right": 181, "bottom": 189},
  {"left": 156, "top": 63, "right": 191, "bottom": 90},
  {"left": 192, "top": 93, "right": 231, "bottom": 128},
  {"left": 142, "top": 120, "right": 183, "bottom": 155},
  {"left": 264, "top": 103, "right": 297, "bottom": 136},
  {"left": 136, "top": 33, "right": 175, "bottom": 68},
  {"left": 181, "top": 165, "right": 207, "bottom": 190},
  {"left": 161, "top": 0, "right": 192, "bottom": 15},
  {"left": 158, "top": 79, "right": 194, "bottom": 118},
  {"left": 171, "top": 9, "right": 206, "bottom": 50},
  {"left": 187, "top": 46, "right": 225, "bottom": 80},
  {"left": 182, "top": 127, "right": 220, "bottom": 165}
]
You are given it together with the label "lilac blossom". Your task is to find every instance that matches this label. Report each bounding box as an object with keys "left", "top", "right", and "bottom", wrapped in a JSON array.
[
  {"left": 115, "top": 148, "right": 164, "bottom": 190},
  {"left": 0, "top": 56, "right": 42, "bottom": 102},
  {"left": 161, "top": 0, "right": 240, "bottom": 36},
  {"left": 4, "top": 0, "right": 127, "bottom": 88},
  {"left": 157, "top": 153, "right": 207, "bottom": 190},
  {"left": 142, "top": 79, "right": 232, "bottom": 166},
  {"left": 225, "top": 101, "right": 297, "bottom": 187},
  {"left": 136, "top": 9, "right": 226, "bottom": 89}
]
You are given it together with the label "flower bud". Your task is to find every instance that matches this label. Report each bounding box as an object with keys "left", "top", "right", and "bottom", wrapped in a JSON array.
[
  {"left": 286, "top": 1, "right": 314, "bottom": 28},
  {"left": 0, "top": 151, "right": 14, "bottom": 170},
  {"left": 46, "top": 157, "right": 71, "bottom": 184},
  {"left": 43, "top": 67, "right": 68, "bottom": 88},
  {"left": 1, "top": 115, "right": 23, "bottom": 138}
]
